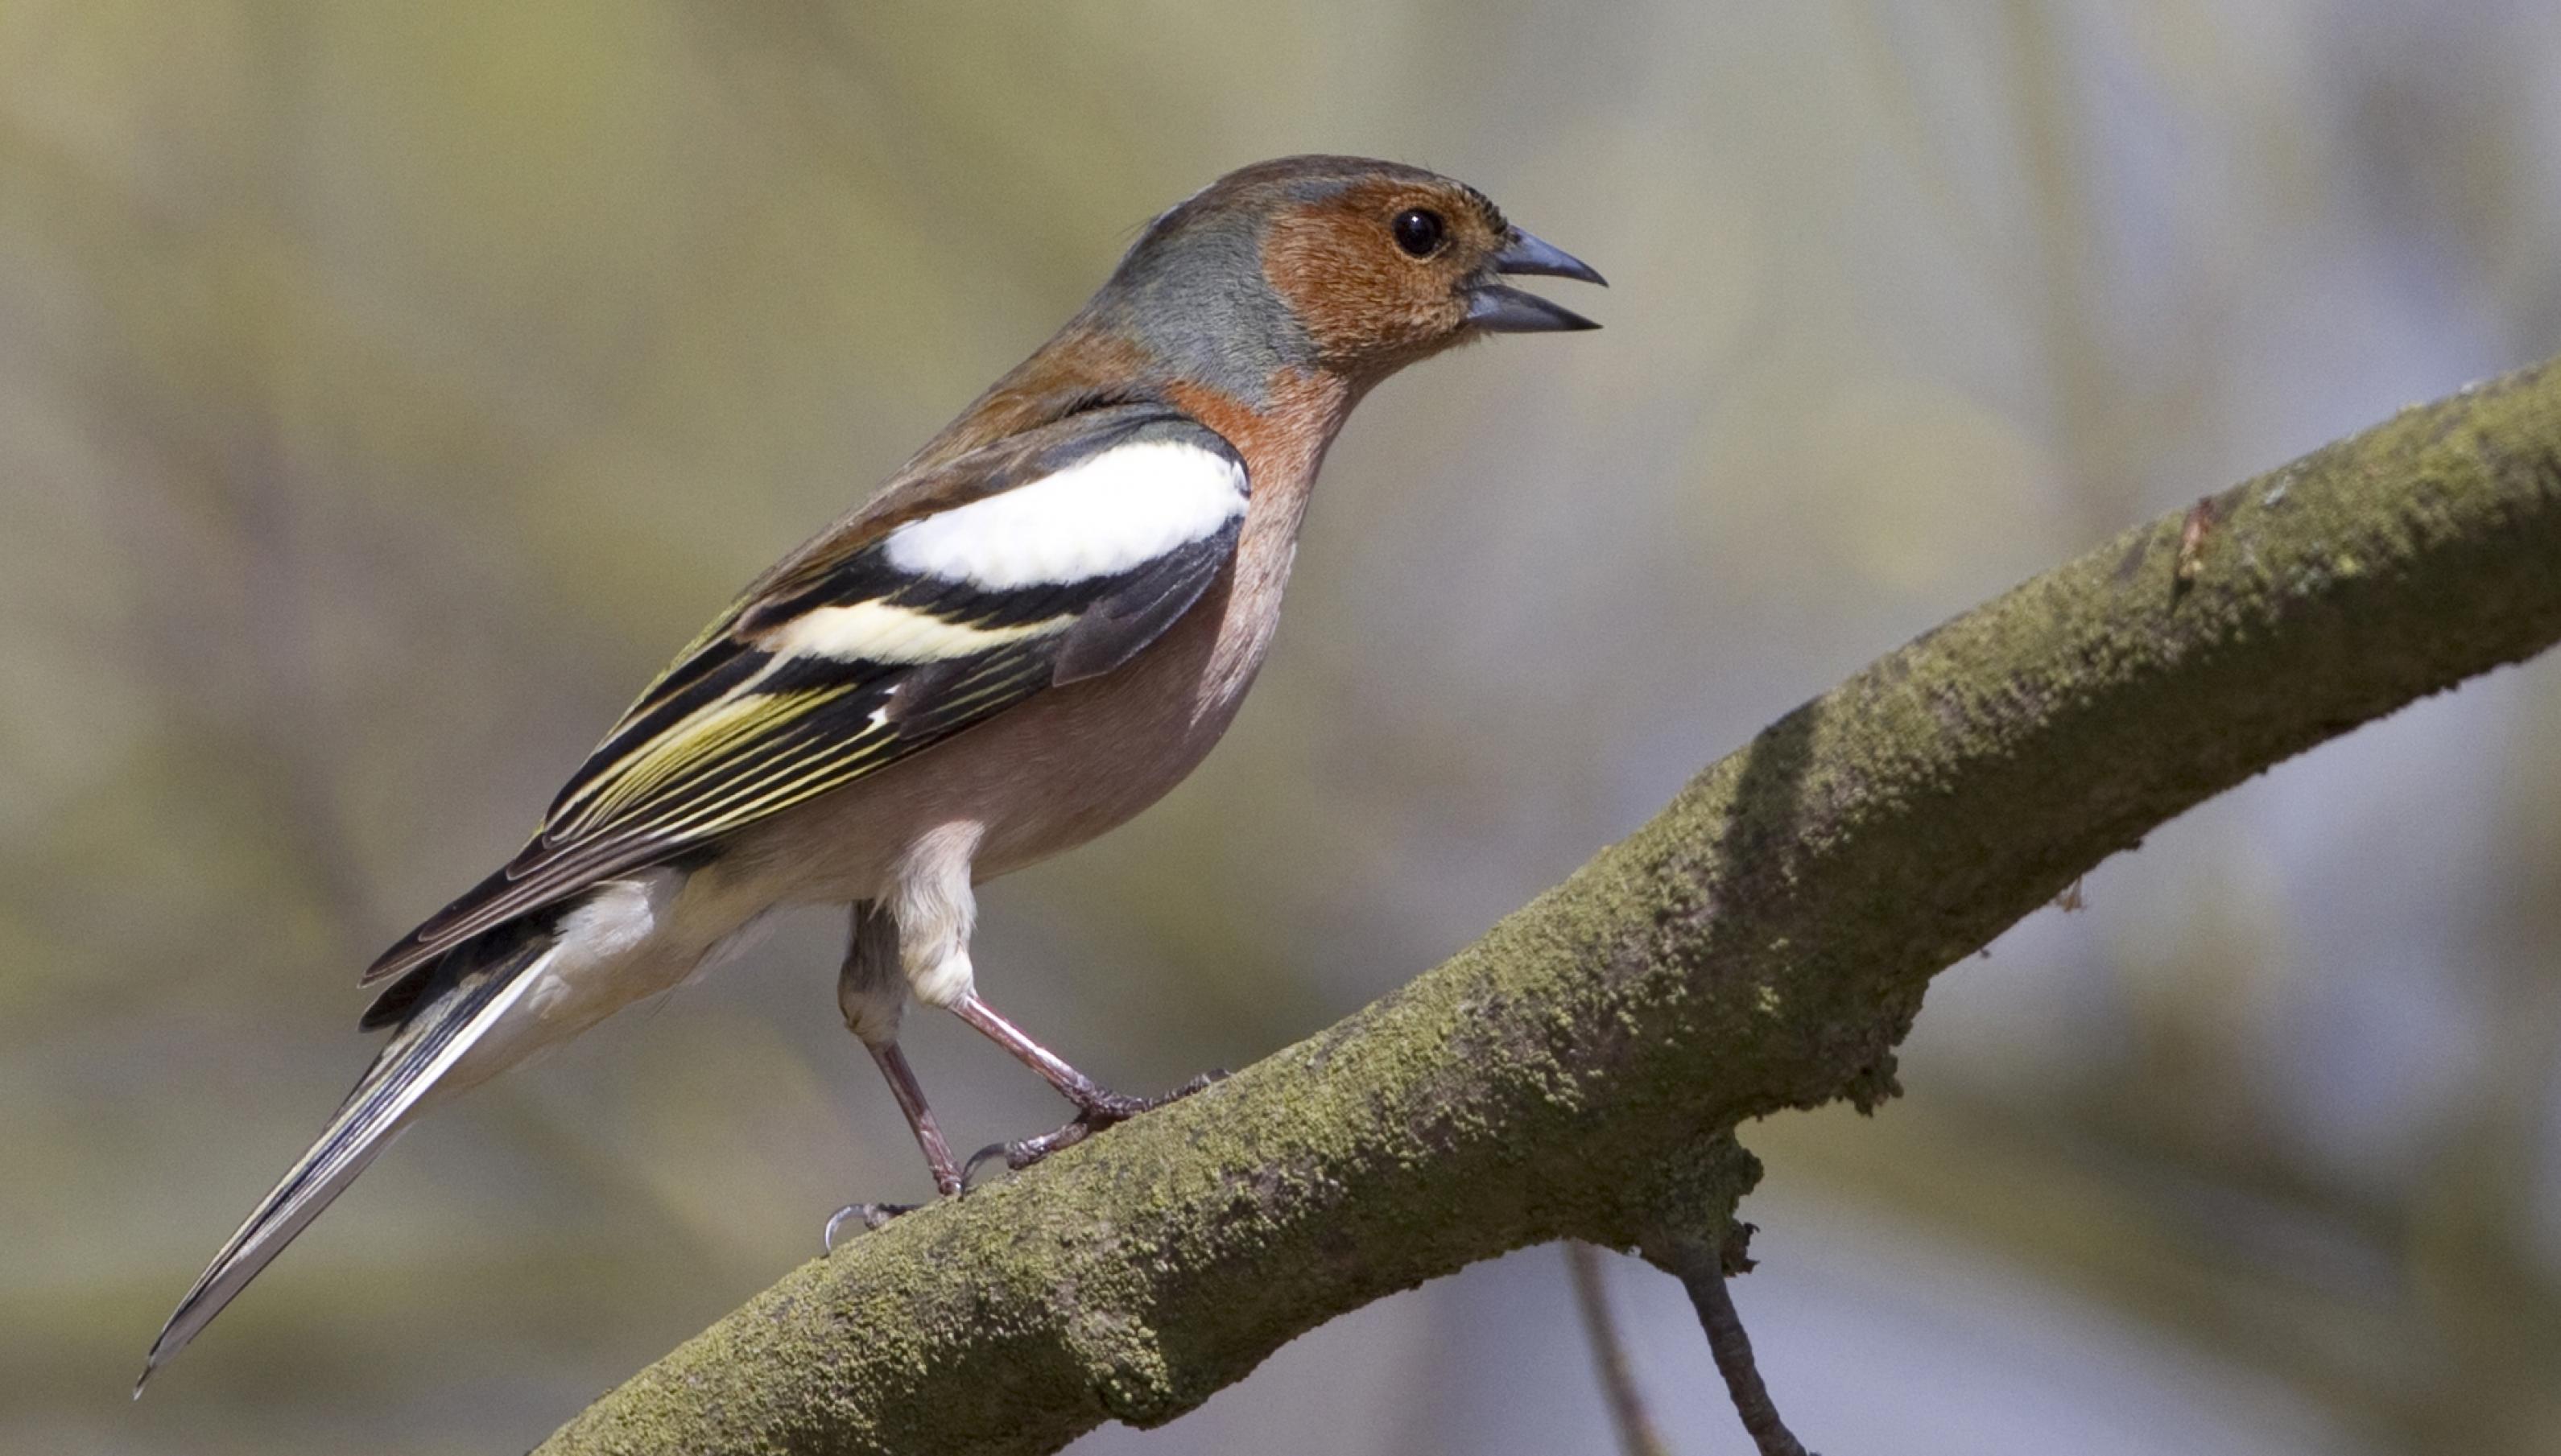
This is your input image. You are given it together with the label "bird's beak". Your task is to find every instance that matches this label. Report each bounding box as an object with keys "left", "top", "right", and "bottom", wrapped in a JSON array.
[{"left": 1467, "top": 227, "right": 1606, "bottom": 333}]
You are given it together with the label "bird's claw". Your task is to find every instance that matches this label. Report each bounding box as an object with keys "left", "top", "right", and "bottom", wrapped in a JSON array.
[
  {"left": 964, "top": 1070, "right": 1228, "bottom": 1186},
  {"left": 823, "top": 1201, "right": 918, "bottom": 1252},
  {"left": 828, "top": 1072, "right": 1228, "bottom": 1237}
]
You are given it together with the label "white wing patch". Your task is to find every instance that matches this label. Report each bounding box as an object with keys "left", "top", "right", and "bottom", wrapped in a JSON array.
[
  {"left": 766, "top": 600, "right": 1073, "bottom": 663},
  {"left": 882, "top": 438, "right": 1247, "bottom": 589}
]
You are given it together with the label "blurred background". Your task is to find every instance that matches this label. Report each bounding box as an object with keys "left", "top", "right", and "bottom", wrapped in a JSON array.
[{"left": 5, "top": 2, "right": 2560, "bottom": 1452}]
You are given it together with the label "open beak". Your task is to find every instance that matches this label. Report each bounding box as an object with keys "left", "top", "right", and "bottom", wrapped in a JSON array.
[{"left": 1466, "top": 227, "right": 1606, "bottom": 333}]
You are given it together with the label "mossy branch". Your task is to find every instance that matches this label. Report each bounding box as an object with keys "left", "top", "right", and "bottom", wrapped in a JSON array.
[{"left": 536, "top": 358, "right": 2561, "bottom": 1455}]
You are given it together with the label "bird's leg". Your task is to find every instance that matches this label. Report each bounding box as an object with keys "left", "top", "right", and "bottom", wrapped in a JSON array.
[
  {"left": 950, "top": 992, "right": 1134, "bottom": 1112},
  {"left": 828, "top": 902, "right": 960, "bottom": 1247},
  {"left": 867, "top": 1040, "right": 963, "bottom": 1198},
  {"left": 951, "top": 992, "right": 1222, "bottom": 1179},
  {"left": 887, "top": 823, "right": 1220, "bottom": 1181}
]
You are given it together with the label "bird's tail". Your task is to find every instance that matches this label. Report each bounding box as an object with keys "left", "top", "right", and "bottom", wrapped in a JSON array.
[{"left": 135, "top": 931, "right": 555, "bottom": 1394}]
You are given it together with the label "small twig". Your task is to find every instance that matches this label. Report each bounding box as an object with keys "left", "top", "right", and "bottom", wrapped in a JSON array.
[
  {"left": 2174, "top": 494, "right": 2219, "bottom": 589},
  {"left": 1563, "top": 1242, "right": 1672, "bottom": 1456},
  {"left": 1656, "top": 1230, "right": 1814, "bottom": 1456}
]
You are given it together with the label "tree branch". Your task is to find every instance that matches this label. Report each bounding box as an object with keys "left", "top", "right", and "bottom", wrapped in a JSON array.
[
  {"left": 1563, "top": 1242, "right": 1673, "bottom": 1456},
  {"left": 1646, "top": 1222, "right": 1812, "bottom": 1456},
  {"left": 536, "top": 357, "right": 2561, "bottom": 1455}
]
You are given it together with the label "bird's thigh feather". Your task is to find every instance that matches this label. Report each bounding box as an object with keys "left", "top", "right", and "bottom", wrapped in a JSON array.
[{"left": 887, "top": 821, "right": 984, "bottom": 1009}]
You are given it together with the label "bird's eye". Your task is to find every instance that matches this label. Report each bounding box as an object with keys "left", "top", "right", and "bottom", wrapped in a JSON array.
[{"left": 1391, "top": 208, "right": 1448, "bottom": 258}]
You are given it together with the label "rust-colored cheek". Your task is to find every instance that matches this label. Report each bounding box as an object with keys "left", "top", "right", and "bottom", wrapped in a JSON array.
[{"left": 1262, "top": 199, "right": 1452, "bottom": 368}]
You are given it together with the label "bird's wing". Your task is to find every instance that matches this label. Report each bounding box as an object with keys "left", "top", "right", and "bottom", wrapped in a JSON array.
[{"left": 361, "top": 403, "right": 1245, "bottom": 988}]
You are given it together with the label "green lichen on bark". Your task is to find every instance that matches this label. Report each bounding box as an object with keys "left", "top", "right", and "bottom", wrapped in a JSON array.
[{"left": 538, "top": 359, "right": 2561, "bottom": 1456}]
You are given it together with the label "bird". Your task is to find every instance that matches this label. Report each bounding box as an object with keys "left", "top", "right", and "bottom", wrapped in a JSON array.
[{"left": 139, "top": 153, "right": 1602, "bottom": 1389}]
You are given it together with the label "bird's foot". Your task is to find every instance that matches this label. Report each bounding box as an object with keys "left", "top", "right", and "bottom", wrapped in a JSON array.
[
  {"left": 965, "top": 1070, "right": 1225, "bottom": 1186},
  {"left": 823, "top": 1201, "right": 920, "bottom": 1252}
]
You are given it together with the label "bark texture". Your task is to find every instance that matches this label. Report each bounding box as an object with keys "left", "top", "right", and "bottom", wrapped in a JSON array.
[{"left": 538, "top": 357, "right": 2561, "bottom": 1455}]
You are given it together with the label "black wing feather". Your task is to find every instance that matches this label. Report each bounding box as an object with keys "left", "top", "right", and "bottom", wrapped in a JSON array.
[{"left": 1052, "top": 518, "right": 1239, "bottom": 684}]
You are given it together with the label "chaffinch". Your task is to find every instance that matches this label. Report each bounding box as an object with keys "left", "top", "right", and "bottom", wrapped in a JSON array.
[{"left": 143, "top": 154, "right": 1601, "bottom": 1384}]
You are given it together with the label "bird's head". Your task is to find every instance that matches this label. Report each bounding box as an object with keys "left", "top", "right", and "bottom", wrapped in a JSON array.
[{"left": 1097, "top": 155, "right": 1604, "bottom": 390}]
